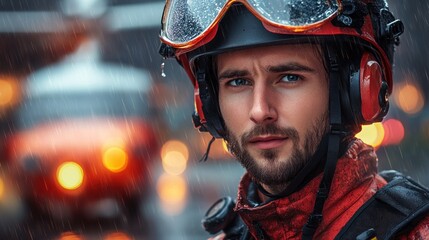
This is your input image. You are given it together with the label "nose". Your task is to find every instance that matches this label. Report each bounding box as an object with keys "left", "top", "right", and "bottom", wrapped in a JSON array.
[{"left": 249, "top": 84, "right": 277, "bottom": 124}]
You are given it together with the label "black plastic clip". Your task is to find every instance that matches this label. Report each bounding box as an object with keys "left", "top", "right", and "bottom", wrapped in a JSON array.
[{"left": 158, "top": 42, "right": 176, "bottom": 58}]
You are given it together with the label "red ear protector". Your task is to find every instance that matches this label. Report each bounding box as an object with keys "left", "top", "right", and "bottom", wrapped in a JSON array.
[{"left": 348, "top": 51, "right": 389, "bottom": 125}]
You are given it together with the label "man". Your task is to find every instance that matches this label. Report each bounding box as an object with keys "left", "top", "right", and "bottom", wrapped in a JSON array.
[{"left": 159, "top": 0, "right": 429, "bottom": 239}]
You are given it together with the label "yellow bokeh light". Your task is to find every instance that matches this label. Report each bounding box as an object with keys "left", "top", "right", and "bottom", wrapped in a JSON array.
[
  {"left": 355, "top": 123, "right": 385, "bottom": 148},
  {"left": 161, "top": 140, "right": 189, "bottom": 175},
  {"left": 0, "top": 177, "right": 4, "bottom": 199},
  {"left": 102, "top": 147, "right": 128, "bottom": 173},
  {"left": 162, "top": 151, "right": 187, "bottom": 175},
  {"left": 222, "top": 140, "right": 229, "bottom": 153},
  {"left": 396, "top": 83, "right": 424, "bottom": 115},
  {"left": 56, "top": 162, "right": 84, "bottom": 190},
  {"left": 156, "top": 174, "right": 187, "bottom": 215}
]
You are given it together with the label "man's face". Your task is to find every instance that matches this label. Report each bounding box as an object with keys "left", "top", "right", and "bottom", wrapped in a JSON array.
[{"left": 216, "top": 44, "right": 329, "bottom": 187}]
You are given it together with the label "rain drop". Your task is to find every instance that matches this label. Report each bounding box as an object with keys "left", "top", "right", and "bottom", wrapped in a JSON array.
[{"left": 161, "top": 62, "right": 166, "bottom": 78}]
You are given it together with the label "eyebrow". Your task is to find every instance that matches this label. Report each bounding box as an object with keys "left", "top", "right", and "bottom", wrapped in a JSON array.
[
  {"left": 217, "top": 70, "right": 249, "bottom": 82},
  {"left": 267, "top": 63, "right": 316, "bottom": 73},
  {"left": 217, "top": 63, "right": 316, "bottom": 81}
]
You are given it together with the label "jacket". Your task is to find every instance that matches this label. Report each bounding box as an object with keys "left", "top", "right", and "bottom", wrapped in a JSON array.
[{"left": 234, "top": 139, "right": 429, "bottom": 239}]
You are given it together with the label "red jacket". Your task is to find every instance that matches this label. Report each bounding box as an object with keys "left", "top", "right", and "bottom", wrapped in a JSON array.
[{"left": 234, "top": 139, "right": 429, "bottom": 239}]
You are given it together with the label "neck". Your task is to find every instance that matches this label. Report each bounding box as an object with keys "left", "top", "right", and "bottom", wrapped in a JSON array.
[{"left": 257, "top": 183, "right": 289, "bottom": 203}]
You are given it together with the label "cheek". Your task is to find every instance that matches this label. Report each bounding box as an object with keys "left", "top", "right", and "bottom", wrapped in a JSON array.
[
  {"left": 298, "top": 92, "right": 328, "bottom": 117},
  {"left": 288, "top": 84, "right": 329, "bottom": 137},
  {"left": 219, "top": 92, "right": 248, "bottom": 132}
]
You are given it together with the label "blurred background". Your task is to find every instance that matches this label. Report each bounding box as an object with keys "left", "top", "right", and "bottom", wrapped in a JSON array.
[{"left": 0, "top": 0, "right": 427, "bottom": 239}]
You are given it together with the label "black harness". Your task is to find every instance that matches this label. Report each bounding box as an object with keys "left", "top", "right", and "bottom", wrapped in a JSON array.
[
  {"left": 202, "top": 170, "right": 429, "bottom": 240},
  {"left": 336, "top": 170, "right": 429, "bottom": 240}
]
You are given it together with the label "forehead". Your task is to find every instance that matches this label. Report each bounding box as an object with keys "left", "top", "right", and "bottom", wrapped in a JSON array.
[{"left": 216, "top": 43, "right": 323, "bottom": 69}]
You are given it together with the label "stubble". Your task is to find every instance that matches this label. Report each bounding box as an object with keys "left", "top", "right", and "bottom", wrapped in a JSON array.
[{"left": 224, "top": 111, "right": 328, "bottom": 187}]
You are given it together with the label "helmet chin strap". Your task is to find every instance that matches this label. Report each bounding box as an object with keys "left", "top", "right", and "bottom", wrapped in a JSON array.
[{"left": 301, "top": 44, "right": 349, "bottom": 239}]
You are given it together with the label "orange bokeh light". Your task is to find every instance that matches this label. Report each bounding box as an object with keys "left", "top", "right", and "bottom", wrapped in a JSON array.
[
  {"left": 162, "top": 151, "right": 187, "bottom": 175},
  {"left": 102, "top": 147, "right": 128, "bottom": 173},
  {"left": 0, "top": 76, "right": 20, "bottom": 108},
  {"left": 156, "top": 173, "right": 187, "bottom": 215},
  {"left": 161, "top": 140, "right": 189, "bottom": 175},
  {"left": 103, "top": 232, "right": 132, "bottom": 240},
  {"left": 395, "top": 83, "right": 425, "bottom": 115},
  {"left": 56, "top": 232, "right": 83, "bottom": 240},
  {"left": 161, "top": 140, "right": 189, "bottom": 160}
]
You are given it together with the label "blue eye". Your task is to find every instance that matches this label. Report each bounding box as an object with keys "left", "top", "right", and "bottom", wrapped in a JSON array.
[
  {"left": 228, "top": 78, "right": 251, "bottom": 86},
  {"left": 281, "top": 75, "right": 300, "bottom": 82}
]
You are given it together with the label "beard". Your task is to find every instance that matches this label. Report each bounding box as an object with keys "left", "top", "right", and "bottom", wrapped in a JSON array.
[{"left": 224, "top": 112, "right": 328, "bottom": 186}]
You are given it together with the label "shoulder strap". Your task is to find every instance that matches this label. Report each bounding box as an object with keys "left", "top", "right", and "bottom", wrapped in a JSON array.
[{"left": 335, "top": 170, "right": 429, "bottom": 240}]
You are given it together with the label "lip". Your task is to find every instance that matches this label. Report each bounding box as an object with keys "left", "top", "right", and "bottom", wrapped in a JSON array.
[{"left": 247, "top": 135, "right": 288, "bottom": 150}]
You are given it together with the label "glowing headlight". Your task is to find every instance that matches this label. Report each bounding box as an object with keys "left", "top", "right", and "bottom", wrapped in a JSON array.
[
  {"left": 56, "top": 162, "right": 84, "bottom": 190},
  {"left": 102, "top": 147, "right": 128, "bottom": 173}
]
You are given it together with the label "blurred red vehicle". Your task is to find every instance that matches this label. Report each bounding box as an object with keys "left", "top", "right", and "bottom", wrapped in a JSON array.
[{"left": 4, "top": 48, "right": 159, "bottom": 219}]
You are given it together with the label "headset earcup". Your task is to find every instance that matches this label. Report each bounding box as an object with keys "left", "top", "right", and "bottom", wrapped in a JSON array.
[
  {"left": 358, "top": 52, "right": 388, "bottom": 123},
  {"left": 347, "top": 52, "right": 389, "bottom": 125},
  {"left": 193, "top": 67, "right": 226, "bottom": 139}
]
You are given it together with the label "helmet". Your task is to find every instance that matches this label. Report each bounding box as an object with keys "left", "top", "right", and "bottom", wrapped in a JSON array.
[{"left": 159, "top": 0, "right": 404, "bottom": 138}]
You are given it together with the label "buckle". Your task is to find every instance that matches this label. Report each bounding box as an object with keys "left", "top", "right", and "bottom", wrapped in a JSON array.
[
  {"left": 330, "top": 124, "right": 348, "bottom": 136},
  {"left": 386, "top": 19, "right": 404, "bottom": 38}
]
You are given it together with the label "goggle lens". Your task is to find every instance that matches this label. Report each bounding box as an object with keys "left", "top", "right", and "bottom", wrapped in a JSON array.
[
  {"left": 163, "top": 0, "right": 226, "bottom": 44},
  {"left": 248, "top": 0, "right": 338, "bottom": 26}
]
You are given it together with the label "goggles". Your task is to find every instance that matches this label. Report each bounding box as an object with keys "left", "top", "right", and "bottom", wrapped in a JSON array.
[{"left": 160, "top": 0, "right": 341, "bottom": 49}]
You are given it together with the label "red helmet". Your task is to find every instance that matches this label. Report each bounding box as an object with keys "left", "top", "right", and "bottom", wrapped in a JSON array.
[{"left": 159, "top": 0, "right": 404, "bottom": 138}]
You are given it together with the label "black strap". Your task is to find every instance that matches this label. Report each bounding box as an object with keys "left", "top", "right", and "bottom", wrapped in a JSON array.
[
  {"left": 302, "top": 43, "right": 346, "bottom": 240},
  {"left": 335, "top": 172, "right": 429, "bottom": 240},
  {"left": 302, "top": 133, "right": 341, "bottom": 239},
  {"left": 199, "top": 137, "right": 216, "bottom": 162}
]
